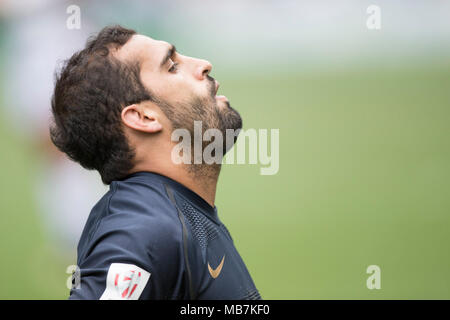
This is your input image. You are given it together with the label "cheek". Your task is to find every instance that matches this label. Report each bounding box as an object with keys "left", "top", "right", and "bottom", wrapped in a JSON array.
[
  {"left": 144, "top": 71, "right": 209, "bottom": 104},
  {"left": 169, "top": 75, "right": 207, "bottom": 102},
  {"left": 189, "top": 79, "right": 213, "bottom": 101},
  {"left": 144, "top": 75, "right": 185, "bottom": 102}
]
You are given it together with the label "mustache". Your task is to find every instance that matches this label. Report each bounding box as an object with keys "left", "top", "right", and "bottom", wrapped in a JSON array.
[{"left": 207, "top": 75, "right": 232, "bottom": 108}]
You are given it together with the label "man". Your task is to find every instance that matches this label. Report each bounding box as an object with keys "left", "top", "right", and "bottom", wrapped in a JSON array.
[{"left": 50, "top": 25, "right": 261, "bottom": 300}]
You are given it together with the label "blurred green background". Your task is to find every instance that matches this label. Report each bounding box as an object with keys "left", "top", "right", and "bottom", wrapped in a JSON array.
[{"left": 0, "top": 0, "right": 449, "bottom": 299}]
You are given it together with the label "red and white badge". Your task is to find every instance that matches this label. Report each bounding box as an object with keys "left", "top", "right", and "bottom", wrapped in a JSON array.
[{"left": 100, "top": 263, "right": 151, "bottom": 300}]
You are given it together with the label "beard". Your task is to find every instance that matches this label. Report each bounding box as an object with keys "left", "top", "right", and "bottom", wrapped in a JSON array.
[
  {"left": 191, "top": 96, "right": 242, "bottom": 152},
  {"left": 156, "top": 79, "right": 242, "bottom": 178},
  {"left": 166, "top": 77, "right": 242, "bottom": 156}
]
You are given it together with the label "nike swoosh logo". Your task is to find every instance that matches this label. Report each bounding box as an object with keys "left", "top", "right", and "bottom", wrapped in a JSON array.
[{"left": 208, "top": 255, "right": 225, "bottom": 279}]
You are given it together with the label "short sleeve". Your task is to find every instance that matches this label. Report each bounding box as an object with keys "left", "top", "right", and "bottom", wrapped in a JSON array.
[{"left": 69, "top": 209, "right": 187, "bottom": 300}]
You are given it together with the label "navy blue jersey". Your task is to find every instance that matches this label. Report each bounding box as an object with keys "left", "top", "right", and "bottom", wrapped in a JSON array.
[{"left": 69, "top": 171, "right": 261, "bottom": 300}]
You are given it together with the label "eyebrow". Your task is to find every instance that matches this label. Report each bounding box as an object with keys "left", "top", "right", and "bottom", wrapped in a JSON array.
[{"left": 160, "top": 44, "right": 176, "bottom": 69}]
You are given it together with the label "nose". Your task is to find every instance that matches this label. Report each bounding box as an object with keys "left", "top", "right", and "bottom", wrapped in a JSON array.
[{"left": 195, "top": 59, "right": 212, "bottom": 80}]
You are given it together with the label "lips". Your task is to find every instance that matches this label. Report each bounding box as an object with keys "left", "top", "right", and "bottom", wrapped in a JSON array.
[
  {"left": 216, "top": 95, "right": 228, "bottom": 101},
  {"left": 212, "top": 79, "right": 228, "bottom": 102},
  {"left": 214, "top": 80, "right": 220, "bottom": 95}
]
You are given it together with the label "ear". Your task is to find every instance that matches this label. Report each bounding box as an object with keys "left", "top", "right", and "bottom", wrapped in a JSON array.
[{"left": 121, "top": 104, "right": 163, "bottom": 133}]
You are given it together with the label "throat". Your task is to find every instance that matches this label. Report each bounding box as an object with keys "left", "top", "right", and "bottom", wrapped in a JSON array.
[{"left": 185, "top": 163, "right": 221, "bottom": 207}]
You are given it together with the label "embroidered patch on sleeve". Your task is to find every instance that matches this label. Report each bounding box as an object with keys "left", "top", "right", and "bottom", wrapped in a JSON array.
[{"left": 100, "top": 263, "right": 151, "bottom": 300}]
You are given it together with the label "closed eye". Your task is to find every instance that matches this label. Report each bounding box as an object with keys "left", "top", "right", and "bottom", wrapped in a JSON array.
[{"left": 168, "top": 61, "right": 179, "bottom": 73}]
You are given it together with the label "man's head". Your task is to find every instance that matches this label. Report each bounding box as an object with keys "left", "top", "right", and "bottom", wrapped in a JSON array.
[{"left": 50, "top": 25, "right": 242, "bottom": 185}]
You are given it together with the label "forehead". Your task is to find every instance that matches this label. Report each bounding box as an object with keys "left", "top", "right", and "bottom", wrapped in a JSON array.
[{"left": 114, "top": 34, "right": 170, "bottom": 69}]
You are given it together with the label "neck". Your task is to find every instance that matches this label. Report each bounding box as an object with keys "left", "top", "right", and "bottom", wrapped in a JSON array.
[
  {"left": 185, "top": 163, "right": 221, "bottom": 207},
  {"left": 131, "top": 162, "right": 221, "bottom": 207}
]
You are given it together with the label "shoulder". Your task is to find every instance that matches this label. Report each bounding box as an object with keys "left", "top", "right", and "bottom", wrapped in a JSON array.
[
  {"left": 87, "top": 178, "right": 184, "bottom": 262},
  {"left": 107, "top": 179, "right": 180, "bottom": 231},
  {"left": 73, "top": 176, "right": 191, "bottom": 299}
]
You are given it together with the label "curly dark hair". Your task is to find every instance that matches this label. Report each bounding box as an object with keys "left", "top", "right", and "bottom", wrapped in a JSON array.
[{"left": 50, "top": 25, "right": 152, "bottom": 185}]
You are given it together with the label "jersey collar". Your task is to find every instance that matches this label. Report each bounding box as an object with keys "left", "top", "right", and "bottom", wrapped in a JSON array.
[{"left": 122, "top": 171, "right": 220, "bottom": 224}]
